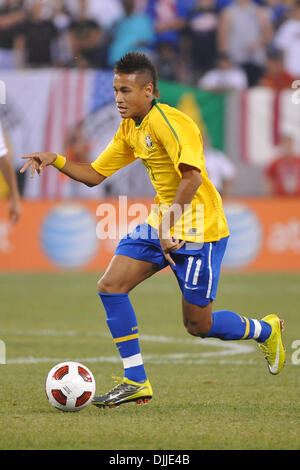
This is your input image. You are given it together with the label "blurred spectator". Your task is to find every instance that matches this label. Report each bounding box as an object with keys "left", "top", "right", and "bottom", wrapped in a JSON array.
[
  {"left": 145, "top": 0, "right": 191, "bottom": 51},
  {"left": 154, "top": 41, "right": 178, "bottom": 80},
  {"left": 59, "top": 122, "right": 92, "bottom": 198},
  {"left": 216, "top": 0, "right": 233, "bottom": 10},
  {"left": 186, "top": 0, "right": 219, "bottom": 77},
  {"left": 203, "top": 133, "right": 237, "bottom": 196},
  {"left": 68, "top": 0, "right": 109, "bottom": 69},
  {"left": 218, "top": 0, "right": 273, "bottom": 86},
  {"left": 64, "top": 122, "right": 91, "bottom": 164},
  {"left": 0, "top": 0, "right": 26, "bottom": 68},
  {"left": 135, "top": 0, "right": 149, "bottom": 13},
  {"left": 258, "top": 48, "right": 294, "bottom": 90},
  {"left": 264, "top": 0, "right": 289, "bottom": 29},
  {"left": 51, "top": 0, "right": 73, "bottom": 66},
  {"left": 265, "top": 135, "right": 300, "bottom": 197},
  {"left": 108, "top": 0, "right": 155, "bottom": 67},
  {"left": 199, "top": 52, "right": 248, "bottom": 90},
  {"left": 273, "top": 1, "right": 300, "bottom": 79},
  {"left": 64, "top": 0, "right": 124, "bottom": 32},
  {"left": 20, "top": 0, "right": 58, "bottom": 68}
]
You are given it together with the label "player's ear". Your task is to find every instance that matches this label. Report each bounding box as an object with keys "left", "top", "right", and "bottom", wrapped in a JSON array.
[{"left": 144, "top": 82, "right": 154, "bottom": 98}]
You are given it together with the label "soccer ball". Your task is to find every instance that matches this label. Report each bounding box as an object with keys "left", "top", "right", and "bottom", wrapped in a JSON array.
[{"left": 45, "top": 361, "right": 96, "bottom": 412}]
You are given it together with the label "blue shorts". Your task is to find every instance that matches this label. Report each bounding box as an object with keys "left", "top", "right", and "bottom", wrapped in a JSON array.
[{"left": 115, "top": 223, "right": 229, "bottom": 307}]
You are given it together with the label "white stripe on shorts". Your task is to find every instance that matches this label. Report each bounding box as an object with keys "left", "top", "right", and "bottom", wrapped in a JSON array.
[
  {"left": 253, "top": 319, "right": 262, "bottom": 340},
  {"left": 206, "top": 243, "right": 213, "bottom": 298},
  {"left": 123, "top": 353, "right": 143, "bottom": 370}
]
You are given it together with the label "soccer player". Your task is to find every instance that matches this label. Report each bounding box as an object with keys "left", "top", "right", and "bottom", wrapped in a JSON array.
[
  {"left": 0, "top": 120, "right": 21, "bottom": 224},
  {"left": 20, "top": 52, "right": 285, "bottom": 408}
]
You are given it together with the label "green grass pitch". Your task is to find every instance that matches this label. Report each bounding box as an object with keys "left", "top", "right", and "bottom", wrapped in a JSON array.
[{"left": 0, "top": 271, "right": 300, "bottom": 450}]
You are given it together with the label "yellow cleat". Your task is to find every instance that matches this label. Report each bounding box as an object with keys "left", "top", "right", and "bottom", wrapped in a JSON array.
[
  {"left": 258, "top": 314, "right": 285, "bottom": 375},
  {"left": 92, "top": 377, "right": 153, "bottom": 408}
]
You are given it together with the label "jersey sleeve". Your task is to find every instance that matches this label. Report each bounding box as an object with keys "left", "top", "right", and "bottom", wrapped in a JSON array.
[
  {"left": 151, "top": 105, "right": 205, "bottom": 175},
  {"left": 91, "top": 125, "right": 135, "bottom": 177}
]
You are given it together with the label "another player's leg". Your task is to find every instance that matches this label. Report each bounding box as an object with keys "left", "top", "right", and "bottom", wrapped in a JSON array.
[{"left": 93, "top": 254, "right": 159, "bottom": 408}]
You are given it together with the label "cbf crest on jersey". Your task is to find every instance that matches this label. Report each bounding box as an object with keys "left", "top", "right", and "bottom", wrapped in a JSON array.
[{"left": 145, "top": 134, "right": 154, "bottom": 149}]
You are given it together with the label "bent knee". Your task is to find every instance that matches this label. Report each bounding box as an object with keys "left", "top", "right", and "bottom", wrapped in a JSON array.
[
  {"left": 97, "top": 276, "right": 128, "bottom": 294},
  {"left": 185, "top": 317, "right": 213, "bottom": 338},
  {"left": 97, "top": 277, "right": 109, "bottom": 294}
]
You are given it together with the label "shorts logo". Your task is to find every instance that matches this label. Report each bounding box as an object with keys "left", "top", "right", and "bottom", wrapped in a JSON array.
[{"left": 184, "top": 284, "right": 198, "bottom": 291}]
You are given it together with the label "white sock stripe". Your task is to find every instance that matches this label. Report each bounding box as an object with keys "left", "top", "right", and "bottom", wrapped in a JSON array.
[
  {"left": 253, "top": 320, "right": 262, "bottom": 339},
  {"left": 123, "top": 353, "right": 143, "bottom": 369}
]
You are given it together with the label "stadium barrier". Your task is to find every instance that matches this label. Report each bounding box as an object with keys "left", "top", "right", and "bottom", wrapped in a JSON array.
[{"left": 0, "top": 198, "right": 300, "bottom": 273}]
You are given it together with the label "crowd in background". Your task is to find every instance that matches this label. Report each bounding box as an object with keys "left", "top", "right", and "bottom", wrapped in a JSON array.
[
  {"left": 0, "top": 0, "right": 299, "bottom": 90},
  {"left": 0, "top": 0, "right": 300, "bottom": 201}
]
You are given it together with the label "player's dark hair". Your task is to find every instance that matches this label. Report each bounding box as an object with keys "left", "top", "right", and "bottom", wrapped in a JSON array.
[{"left": 114, "top": 52, "right": 160, "bottom": 98}]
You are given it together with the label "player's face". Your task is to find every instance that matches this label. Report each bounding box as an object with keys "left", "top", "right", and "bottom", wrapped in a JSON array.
[{"left": 113, "top": 73, "right": 153, "bottom": 121}]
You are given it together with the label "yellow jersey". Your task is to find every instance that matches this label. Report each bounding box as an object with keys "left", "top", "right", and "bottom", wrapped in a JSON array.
[{"left": 91, "top": 100, "right": 229, "bottom": 243}]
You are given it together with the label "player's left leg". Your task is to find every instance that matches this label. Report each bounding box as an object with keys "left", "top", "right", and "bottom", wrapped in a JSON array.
[
  {"left": 182, "top": 296, "right": 274, "bottom": 343},
  {"left": 171, "top": 237, "right": 285, "bottom": 375},
  {"left": 182, "top": 298, "right": 285, "bottom": 375},
  {"left": 181, "top": 298, "right": 213, "bottom": 337},
  {"left": 182, "top": 297, "right": 272, "bottom": 342}
]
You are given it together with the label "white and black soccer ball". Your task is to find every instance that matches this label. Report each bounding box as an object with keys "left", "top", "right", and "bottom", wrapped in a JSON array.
[{"left": 45, "top": 361, "right": 96, "bottom": 412}]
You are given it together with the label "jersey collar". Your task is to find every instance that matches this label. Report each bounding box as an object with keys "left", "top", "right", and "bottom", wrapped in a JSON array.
[{"left": 134, "top": 98, "right": 158, "bottom": 128}]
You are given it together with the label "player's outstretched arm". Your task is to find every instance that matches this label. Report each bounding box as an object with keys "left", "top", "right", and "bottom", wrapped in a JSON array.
[{"left": 20, "top": 152, "right": 106, "bottom": 187}]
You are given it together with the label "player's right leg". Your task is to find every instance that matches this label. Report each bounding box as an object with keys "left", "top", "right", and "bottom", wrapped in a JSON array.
[
  {"left": 93, "top": 224, "right": 167, "bottom": 408},
  {"left": 93, "top": 254, "right": 158, "bottom": 408},
  {"left": 97, "top": 253, "right": 159, "bottom": 295}
]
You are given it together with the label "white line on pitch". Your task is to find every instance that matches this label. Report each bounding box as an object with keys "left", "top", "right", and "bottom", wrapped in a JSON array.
[
  {"left": 0, "top": 328, "right": 255, "bottom": 356},
  {"left": 6, "top": 354, "right": 260, "bottom": 366}
]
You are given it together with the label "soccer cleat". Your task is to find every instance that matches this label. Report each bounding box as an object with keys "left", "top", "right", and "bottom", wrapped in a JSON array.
[
  {"left": 258, "top": 314, "right": 285, "bottom": 375},
  {"left": 92, "top": 376, "right": 153, "bottom": 408}
]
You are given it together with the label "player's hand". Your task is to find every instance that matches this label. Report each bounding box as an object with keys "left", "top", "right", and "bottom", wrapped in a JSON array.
[
  {"left": 159, "top": 236, "right": 185, "bottom": 267},
  {"left": 19, "top": 152, "right": 57, "bottom": 178}
]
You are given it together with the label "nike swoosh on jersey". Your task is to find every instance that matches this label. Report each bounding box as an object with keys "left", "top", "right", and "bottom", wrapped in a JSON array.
[{"left": 268, "top": 339, "right": 280, "bottom": 374}]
